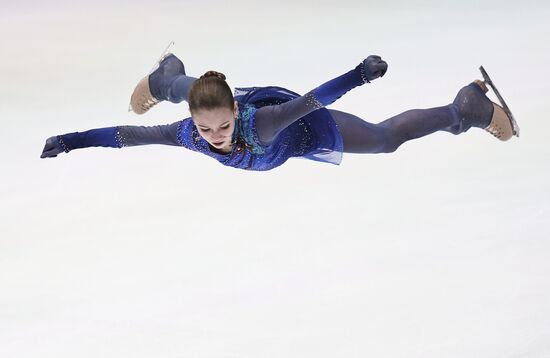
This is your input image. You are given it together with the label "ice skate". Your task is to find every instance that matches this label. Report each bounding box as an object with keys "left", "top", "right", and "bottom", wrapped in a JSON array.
[
  {"left": 129, "top": 41, "right": 186, "bottom": 114},
  {"left": 452, "top": 67, "right": 519, "bottom": 141}
]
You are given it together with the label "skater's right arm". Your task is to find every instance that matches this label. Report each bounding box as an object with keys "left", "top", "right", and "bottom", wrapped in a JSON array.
[
  {"left": 40, "top": 121, "right": 188, "bottom": 158},
  {"left": 254, "top": 55, "right": 388, "bottom": 145}
]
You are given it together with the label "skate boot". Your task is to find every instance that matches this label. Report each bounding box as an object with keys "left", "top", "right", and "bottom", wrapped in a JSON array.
[
  {"left": 130, "top": 47, "right": 186, "bottom": 114},
  {"left": 452, "top": 67, "right": 519, "bottom": 141}
]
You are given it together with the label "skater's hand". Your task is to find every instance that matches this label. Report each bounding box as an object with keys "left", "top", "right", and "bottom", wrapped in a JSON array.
[
  {"left": 40, "top": 136, "right": 64, "bottom": 158},
  {"left": 362, "top": 55, "right": 388, "bottom": 82}
]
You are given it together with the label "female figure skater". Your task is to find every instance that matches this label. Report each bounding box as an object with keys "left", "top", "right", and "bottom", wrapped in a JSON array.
[{"left": 40, "top": 51, "right": 518, "bottom": 171}]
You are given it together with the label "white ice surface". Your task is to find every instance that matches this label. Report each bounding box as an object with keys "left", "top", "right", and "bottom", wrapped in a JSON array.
[{"left": 1, "top": 1, "right": 550, "bottom": 357}]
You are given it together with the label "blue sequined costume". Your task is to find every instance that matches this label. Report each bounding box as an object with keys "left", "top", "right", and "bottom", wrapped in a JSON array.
[
  {"left": 175, "top": 86, "right": 344, "bottom": 171},
  {"left": 50, "top": 62, "right": 370, "bottom": 171}
]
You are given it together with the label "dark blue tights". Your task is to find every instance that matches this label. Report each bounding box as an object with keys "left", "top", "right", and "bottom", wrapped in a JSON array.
[{"left": 328, "top": 105, "right": 460, "bottom": 153}]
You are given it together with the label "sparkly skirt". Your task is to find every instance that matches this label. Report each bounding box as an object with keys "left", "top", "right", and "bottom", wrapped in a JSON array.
[{"left": 234, "top": 86, "right": 344, "bottom": 165}]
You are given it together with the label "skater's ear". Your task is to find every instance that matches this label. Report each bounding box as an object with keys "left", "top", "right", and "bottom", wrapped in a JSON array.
[{"left": 234, "top": 101, "right": 238, "bottom": 118}]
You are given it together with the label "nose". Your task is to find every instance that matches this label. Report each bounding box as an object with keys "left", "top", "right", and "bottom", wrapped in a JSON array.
[{"left": 211, "top": 129, "right": 226, "bottom": 140}]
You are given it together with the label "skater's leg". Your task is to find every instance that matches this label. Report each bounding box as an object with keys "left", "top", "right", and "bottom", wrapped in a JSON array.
[
  {"left": 330, "top": 75, "right": 518, "bottom": 152},
  {"left": 329, "top": 105, "right": 460, "bottom": 153},
  {"left": 164, "top": 75, "right": 198, "bottom": 103}
]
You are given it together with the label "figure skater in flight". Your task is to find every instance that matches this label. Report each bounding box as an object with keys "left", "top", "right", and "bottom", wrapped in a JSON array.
[{"left": 40, "top": 46, "right": 518, "bottom": 171}]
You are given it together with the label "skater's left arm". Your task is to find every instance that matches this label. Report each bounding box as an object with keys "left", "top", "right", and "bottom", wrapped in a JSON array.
[{"left": 255, "top": 55, "right": 387, "bottom": 145}]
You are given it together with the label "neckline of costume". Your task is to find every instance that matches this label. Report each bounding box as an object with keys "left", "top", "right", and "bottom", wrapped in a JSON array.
[{"left": 208, "top": 143, "right": 233, "bottom": 155}]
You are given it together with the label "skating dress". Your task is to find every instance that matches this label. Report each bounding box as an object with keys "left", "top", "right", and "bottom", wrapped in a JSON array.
[{"left": 55, "top": 62, "right": 370, "bottom": 171}]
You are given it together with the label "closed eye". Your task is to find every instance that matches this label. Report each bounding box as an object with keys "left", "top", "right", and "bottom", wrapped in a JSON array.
[{"left": 200, "top": 124, "right": 230, "bottom": 132}]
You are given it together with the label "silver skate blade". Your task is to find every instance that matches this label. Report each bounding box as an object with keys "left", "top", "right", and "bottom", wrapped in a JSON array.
[
  {"left": 148, "top": 40, "right": 176, "bottom": 74},
  {"left": 479, "top": 65, "right": 520, "bottom": 137}
]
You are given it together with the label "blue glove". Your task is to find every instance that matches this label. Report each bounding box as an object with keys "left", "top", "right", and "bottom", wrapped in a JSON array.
[
  {"left": 362, "top": 55, "right": 388, "bottom": 82},
  {"left": 40, "top": 136, "right": 64, "bottom": 158}
]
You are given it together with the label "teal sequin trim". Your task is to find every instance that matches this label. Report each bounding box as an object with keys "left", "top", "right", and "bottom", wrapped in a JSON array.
[{"left": 235, "top": 103, "right": 266, "bottom": 155}]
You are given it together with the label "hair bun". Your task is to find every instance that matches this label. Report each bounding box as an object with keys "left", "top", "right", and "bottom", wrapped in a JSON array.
[{"left": 201, "top": 71, "right": 226, "bottom": 81}]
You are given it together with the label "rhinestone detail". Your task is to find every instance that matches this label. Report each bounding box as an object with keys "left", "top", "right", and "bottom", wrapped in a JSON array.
[
  {"left": 115, "top": 127, "right": 126, "bottom": 148},
  {"left": 359, "top": 62, "right": 370, "bottom": 84},
  {"left": 57, "top": 135, "right": 70, "bottom": 153},
  {"left": 304, "top": 91, "right": 324, "bottom": 111}
]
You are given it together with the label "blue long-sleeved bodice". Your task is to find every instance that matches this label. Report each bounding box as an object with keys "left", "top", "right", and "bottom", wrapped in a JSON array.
[{"left": 176, "top": 87, "right": 343, "bottom": 170}]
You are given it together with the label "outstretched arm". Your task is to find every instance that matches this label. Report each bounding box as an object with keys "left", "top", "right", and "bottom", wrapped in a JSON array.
[
  {"left": 40, "top": 122, "right": 184, "bottom": 158},
  {"left": 254, "top": 55, "right": 388, "bottom": 145}
]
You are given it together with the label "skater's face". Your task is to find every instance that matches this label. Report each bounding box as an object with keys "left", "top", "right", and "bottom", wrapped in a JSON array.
[{"left": 193, "top": 101, "right": 238, "bottom": 152}]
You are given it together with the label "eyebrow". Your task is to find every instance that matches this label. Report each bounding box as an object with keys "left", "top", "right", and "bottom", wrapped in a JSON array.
[{"left": 197, "top": 121, "right": 230, "bottom": 129}]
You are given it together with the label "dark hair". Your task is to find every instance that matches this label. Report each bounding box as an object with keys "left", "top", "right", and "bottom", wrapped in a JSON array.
[{"left": 188, "top": 71, "right": 234, "bottom": 113}]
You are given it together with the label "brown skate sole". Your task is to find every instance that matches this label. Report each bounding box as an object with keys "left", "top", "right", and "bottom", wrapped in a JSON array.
[
  {"left": 485, "top": 103, "right": 514, "bottom": 141},
  {"left": 130, "top": 76, "right": 159, "bottom": 115}
]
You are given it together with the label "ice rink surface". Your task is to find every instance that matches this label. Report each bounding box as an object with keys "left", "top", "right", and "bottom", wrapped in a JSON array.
[{"left": 1, "top": 0, "right": 549, "bottom": 357}]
